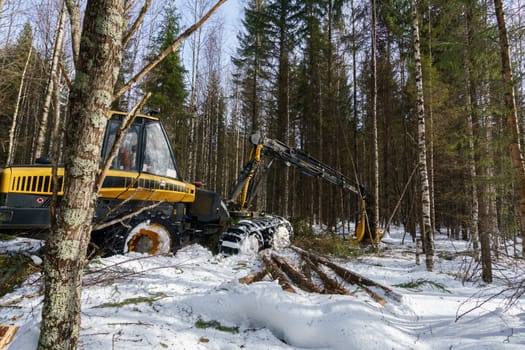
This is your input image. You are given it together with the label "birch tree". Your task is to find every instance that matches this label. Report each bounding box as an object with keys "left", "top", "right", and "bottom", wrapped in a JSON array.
[
  {"left": 411, "top": 0, "right": 434, "bottom": 271},
  {"left": 6, "top": 27, "right": 32, "bottom": 166},
  {"left": 35, "top": 1, "right": 67, "bottom": 160}
]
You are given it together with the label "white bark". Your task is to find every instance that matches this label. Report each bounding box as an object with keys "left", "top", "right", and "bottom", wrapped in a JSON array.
[
  {"left": 412, "top": 0, "right": 434, "bottom": 271},
  {"left": 6, "top": 44, "right": 32, "bottom": 166},
  {"left": 35, "top": 1, "right": 67, "bottom": 160}
]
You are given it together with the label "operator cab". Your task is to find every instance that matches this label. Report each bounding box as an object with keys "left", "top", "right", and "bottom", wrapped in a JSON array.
[{"left": 103, "top": 112, "right": 179, "bottom": 179}]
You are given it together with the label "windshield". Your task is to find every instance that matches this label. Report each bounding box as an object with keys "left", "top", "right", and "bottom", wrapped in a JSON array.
[{"left": 143, "top": 122, "right": 178, "bottom": 178}]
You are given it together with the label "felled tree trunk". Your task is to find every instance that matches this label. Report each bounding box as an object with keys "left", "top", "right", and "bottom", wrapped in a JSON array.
[{"left": 262, "top": 253, "right": 295, "bottom": 293}]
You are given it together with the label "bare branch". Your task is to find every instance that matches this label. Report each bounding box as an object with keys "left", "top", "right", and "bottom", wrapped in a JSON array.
[
  {"left": 384, "top": 165, "right": 417, "bottom": 234},
  {"left": 123, "top": 0, "right": 152, "bottom": 48},
  {"left": 114, "top": 0, "right": 228, "bottom": 100},
  {"left": 93, "top": 200, "right": 165, "bottom": 231}
]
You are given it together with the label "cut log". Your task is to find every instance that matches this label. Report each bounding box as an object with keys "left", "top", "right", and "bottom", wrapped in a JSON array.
[
  {"left": 239, "top": 269, "right": 269, "bottom": 285},
  {"left": 301, "top": 261, "right": 312, "bottom": 280},
  {"left": 302, "top": 255, "right": 352, "bottom": 295},
  {"left": 261, "top": 253, "right": 295, "bottom": 293},
  {"left": 292, "top": 246, "right": 402, "bottom": 303},
  {"left": 0, "top": 325, "right": 18, "bottom": 350},
  {"left": 271, "top": 254, "right": 323, "bottom": 294}
]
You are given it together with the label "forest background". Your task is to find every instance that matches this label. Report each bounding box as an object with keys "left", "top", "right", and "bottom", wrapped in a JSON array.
[{"left": 1, "top": 0, "right": 525, "bottom": 278}]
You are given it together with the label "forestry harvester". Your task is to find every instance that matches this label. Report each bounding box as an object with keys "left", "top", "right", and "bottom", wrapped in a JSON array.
[{"left": 0, "top": 111, "right": 380, "bottom": 255}]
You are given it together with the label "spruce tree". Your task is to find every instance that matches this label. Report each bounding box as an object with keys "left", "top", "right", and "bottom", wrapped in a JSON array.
[
  {"left": 142, "top": 0, "right": 189, "bottom": 168},
  {"left": 232, "top": 0, "right": 273, "bottom": 132}
]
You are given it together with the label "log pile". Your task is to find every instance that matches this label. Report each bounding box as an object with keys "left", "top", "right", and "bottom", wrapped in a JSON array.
[{"left": 239, "top": 246, "right": 402, "bottom": 306}]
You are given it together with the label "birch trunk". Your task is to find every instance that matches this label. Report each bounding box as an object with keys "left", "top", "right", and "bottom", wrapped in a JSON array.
[
  {"left": 35, "top": 1, "right": 67, "bottom": 160},
  {"left": 64, "top": 0, "right": 81, "bottom": 65},
  {"left": 493, "top": 0, "right": 525, "bottom": 257},
  {"left": 411, "top": 0, "right": 434, "bottom": 271},
  {"left": 38, "top": 1, "right": 125, "bottom": 349},
  {"left": 427, "top": 5, "right": 436, "bottom": 237},
  {"left": 6, "top": 44, "right": 32, "bottom": 166}
]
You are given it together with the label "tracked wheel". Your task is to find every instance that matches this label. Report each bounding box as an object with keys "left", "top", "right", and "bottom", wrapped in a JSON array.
[
  {"left": 239, "top": 231, "right": 264, "bottom": 255},
  {"left": 219, "top": 216, "right": 293, "bottom": 255},
  {"left": 268, "top": 221, "right": 293, "bottom": 250},
  {"left": 124, "top": 220, "right": 172, "bottom": 255}
]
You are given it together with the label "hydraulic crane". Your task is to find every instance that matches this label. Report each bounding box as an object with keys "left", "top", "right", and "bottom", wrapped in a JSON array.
[{"left": 218, "top": 131, "right": 382, "bottom": 255}]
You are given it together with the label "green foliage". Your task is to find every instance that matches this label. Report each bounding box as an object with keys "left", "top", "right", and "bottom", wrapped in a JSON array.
[
  {"left": 0, "top": 21, "right": 46, "bottom": 164},
  {"left": 144, "top": 0, "right": 187, "bottom": 106},
  {"left": 0, "top": 253, "right": 41, "bottom": 297},
  {"left": 289, "top": 216, "right": 316, "bottom": 237},
  {"left": 141, "top": 0, "right": 189, "bottom": 167},
  {"left": 195, "top": 318, "right": 239, "bottom": 334},
  {"left": 291, "top": 217, "right": 362, "bottom": 258},
  {"left": 93, "top": 292, "right": 167, "bottom": 308},
  {"left": 394, "top": 279, "right": 451, "bottom": 293}
]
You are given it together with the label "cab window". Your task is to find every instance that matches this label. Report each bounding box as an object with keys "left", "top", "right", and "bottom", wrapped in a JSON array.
[
  {"left": 104, "top": 121, "right": 140, "bottom": 172},
  {"left": 143, "top": 122, "right": 178, "bottom": 178}
]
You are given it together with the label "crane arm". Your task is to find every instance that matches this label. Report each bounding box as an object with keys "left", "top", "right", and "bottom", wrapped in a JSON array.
[
  {"left": 249, "top": 131, "right": 360, "bottom": 195},
  {"left": 228, "top": 131, "right": 366, "bottom": 214},
  {"left": 223, "top": 131, "right": 381, "bottom": 251}
]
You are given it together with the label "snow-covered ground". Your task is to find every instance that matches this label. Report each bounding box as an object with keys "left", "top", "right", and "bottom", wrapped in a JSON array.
[{"left": 1, "top": 228, "right": 524, "bottom": 350}]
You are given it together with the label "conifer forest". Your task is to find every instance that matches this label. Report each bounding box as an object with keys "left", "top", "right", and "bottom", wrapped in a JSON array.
[
  {"left": 1, "top": 0, "right": 525, "bottom": 285},
  {"left": 2, "top": 1, "right": 525, "bottom": 349}
]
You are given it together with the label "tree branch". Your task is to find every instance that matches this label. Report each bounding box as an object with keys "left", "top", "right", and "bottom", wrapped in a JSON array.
[
  {"left": 123, "top": 0, "right": 151, "bottom": 48},
  {"left": 114, "top": 0, "right": 228, "bottom": 100},
  {"left": 93, "top": 200, "right": 165, "bottom": 231},
  {"left": 64, "top": 0, "right": 81, "bottom": 66}
]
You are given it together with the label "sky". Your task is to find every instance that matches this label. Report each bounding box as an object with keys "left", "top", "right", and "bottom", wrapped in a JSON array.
[{"left": 1, "top": 226, "right": 524, "bottom": 349}]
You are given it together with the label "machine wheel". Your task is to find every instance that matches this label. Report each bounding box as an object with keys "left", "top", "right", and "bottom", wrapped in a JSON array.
[
  {"left": 238, "top": 232, "right": 264, "bottom": 255},
  {"left": 124, "top": 219, "right": 174, "bottom": 255},
  {"left": 268, "top": 223, "right": 293, "bottom": 250}
]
